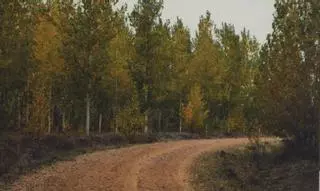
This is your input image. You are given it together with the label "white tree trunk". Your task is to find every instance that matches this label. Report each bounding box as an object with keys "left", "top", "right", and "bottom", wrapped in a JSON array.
[
  {"left": 144, "top": 90, "right": 148, "bottom": 134},
  {"left": 62, "top": 112, "right": 66, "bottom": 130},
  {"left": 115, "top": 124, "right": 118, "bottom": 134},
  {"left": 99, "top": 113, "right": 102, "bottom": 134},
  {"left": 47, "top": 87, "right": 52, "bottom": 134},
  {"left": 25, "top": 85, "right": 29, "bottom": 125},
  {"left": 17, "top": 95, "right": 21, "bottom": 130},
  {"left": 205, "top": 124, "right": 208, "bottom": 137},
  {"left": 144, "top": 112, "right": 148, "bottom": 134},
  {"left": 86, "top": 92, "right": 90, "bottom": 136},
  {"left": 86, "top": 54, "right": 93, "bottom": 136},
  {"left": 26, "top": 102, "right": 29, "bottom": 124},
  {"left": 115, "top": 117, "right": 119, "bottom": 134},
  {"left": 179, "top": 120, "right": 182, "bottom": 133},
  {"left": 48, "top": 109, "right": 51, "bottom": 134},
  {"left": 158, "top": 110, "right": 162, "bottom": 131}
]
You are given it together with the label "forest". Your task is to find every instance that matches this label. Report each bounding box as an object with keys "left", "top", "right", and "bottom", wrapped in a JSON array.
[{"left": 0, "top": 0, "right": 318, "bottom": 147}]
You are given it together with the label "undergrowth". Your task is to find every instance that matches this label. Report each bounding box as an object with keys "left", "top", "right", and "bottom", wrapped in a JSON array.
[{"left": 192, "top": 139, "right": 317, "bottom": 191}]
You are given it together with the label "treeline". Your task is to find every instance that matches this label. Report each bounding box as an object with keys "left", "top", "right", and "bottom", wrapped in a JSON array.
[
  {"left": 256, "top": 0, "right": 319, "bottom": 145},
  {"left": 0, "top": 0, "right": 318, "bottom": 143}
]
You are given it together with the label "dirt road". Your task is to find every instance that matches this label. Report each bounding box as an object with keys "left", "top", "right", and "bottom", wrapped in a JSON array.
[{"left": 11, "top": 138, "right": 250, "bottom": 191}]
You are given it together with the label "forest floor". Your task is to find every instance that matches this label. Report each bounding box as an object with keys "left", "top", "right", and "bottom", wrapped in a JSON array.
[
  {"left": 191, "top": 139, "right": 317, "bottom": 191},
  {"left": 9, "top": 138, "right": 255, "bottom": 191}
]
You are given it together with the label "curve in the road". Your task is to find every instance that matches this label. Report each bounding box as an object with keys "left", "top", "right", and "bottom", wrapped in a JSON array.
[{"left": 11, "top": 138, "right": 250, "bottom": 191}]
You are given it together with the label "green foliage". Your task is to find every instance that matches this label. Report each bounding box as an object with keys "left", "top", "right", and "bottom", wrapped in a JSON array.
[
  {"left": 255, "top": 0, "right": 319, "bottom": 141},
  {"left": 183, "top": 84, "right": 208, "bottom": 132},
  {"left": 115, "top": 90, "right": 144, "bottom": 137},
  {"left": 0, "top": 0, "right": 316, "bottom": 140},
  {"left": 129, "top": 0, "right": 164, "bottom": 109}
]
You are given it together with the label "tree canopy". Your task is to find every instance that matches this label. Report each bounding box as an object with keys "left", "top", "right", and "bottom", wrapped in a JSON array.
[{"left": 0, "top": 0, "right": 318, "bottom": 144}]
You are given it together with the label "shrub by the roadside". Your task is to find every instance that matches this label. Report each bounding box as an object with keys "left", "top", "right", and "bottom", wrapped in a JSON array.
[{"left": 191, "top": 140, "right": 317, "bottom": 191}]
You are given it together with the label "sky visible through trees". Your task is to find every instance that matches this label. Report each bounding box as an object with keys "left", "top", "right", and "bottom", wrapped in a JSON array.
[{"left": 118, "top": 0, "right": 275, "bottom": 43}]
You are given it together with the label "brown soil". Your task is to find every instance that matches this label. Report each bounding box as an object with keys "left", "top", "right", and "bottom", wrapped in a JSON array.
[{"left": 11, "top": 138, "right": 250, "bottom": 191}]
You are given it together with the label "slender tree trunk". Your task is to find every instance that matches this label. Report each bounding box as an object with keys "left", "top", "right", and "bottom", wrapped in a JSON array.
[
  {"left": 144, "top": 112, "right": 148, "bottom": 134},
  {"left": 24, "top": 85, "right": 29, "bottom": 126},
  {"left": 205, "top": 124, "right": 208, "bottom": 137},
  {"left": 26, "top": 102, "right": 29, "bottom": 125},
  {"left": 62, "top": 112, "right": 66, "bottom": 130},
  {"left": 86, "top": 54, "right": 93, "bottom": 136},
  {"left": 48, "top": 108, "right": 51, "bottom": 134},
  {"left": 144, "top": 90, "right": 148, "bottom": 134},
  {"left": 115, "top": 73, "right": 118, "bottom": 134},
  {"left": 99, "top": 113, "right": 102, "bottom": 134},
  {"left": 115, "top": 117, "right": 118, "bottom": 134},
  {"left": 40, "top": 110, "right": 45, "bottom": 134},
  {"left": 115, "top": 125, "right": 118, "bottom": 134},
  {"left": 86, "top": 92, "right": 90, "bottom": 136},
  {"left": 53, "top": 105, "right": 62, "bottom": 133},
  {"left": 158, "top": 110, "right": 161, "bottom": 132},
  {"left": 17, "top": 95, "right": 21, "bottom": 130},
  {"left": 47, "top": 86, "right": 52, "bottom": 134}
]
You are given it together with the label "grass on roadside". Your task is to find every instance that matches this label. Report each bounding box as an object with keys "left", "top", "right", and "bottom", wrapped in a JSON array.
[{"left": 191, "top": 140, "right": 317, "bottom": 191}]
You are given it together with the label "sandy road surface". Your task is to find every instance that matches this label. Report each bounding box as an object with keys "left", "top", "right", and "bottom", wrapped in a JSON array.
[{"left": 11, "top": 138, "right": 252, "bottom": 191}]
